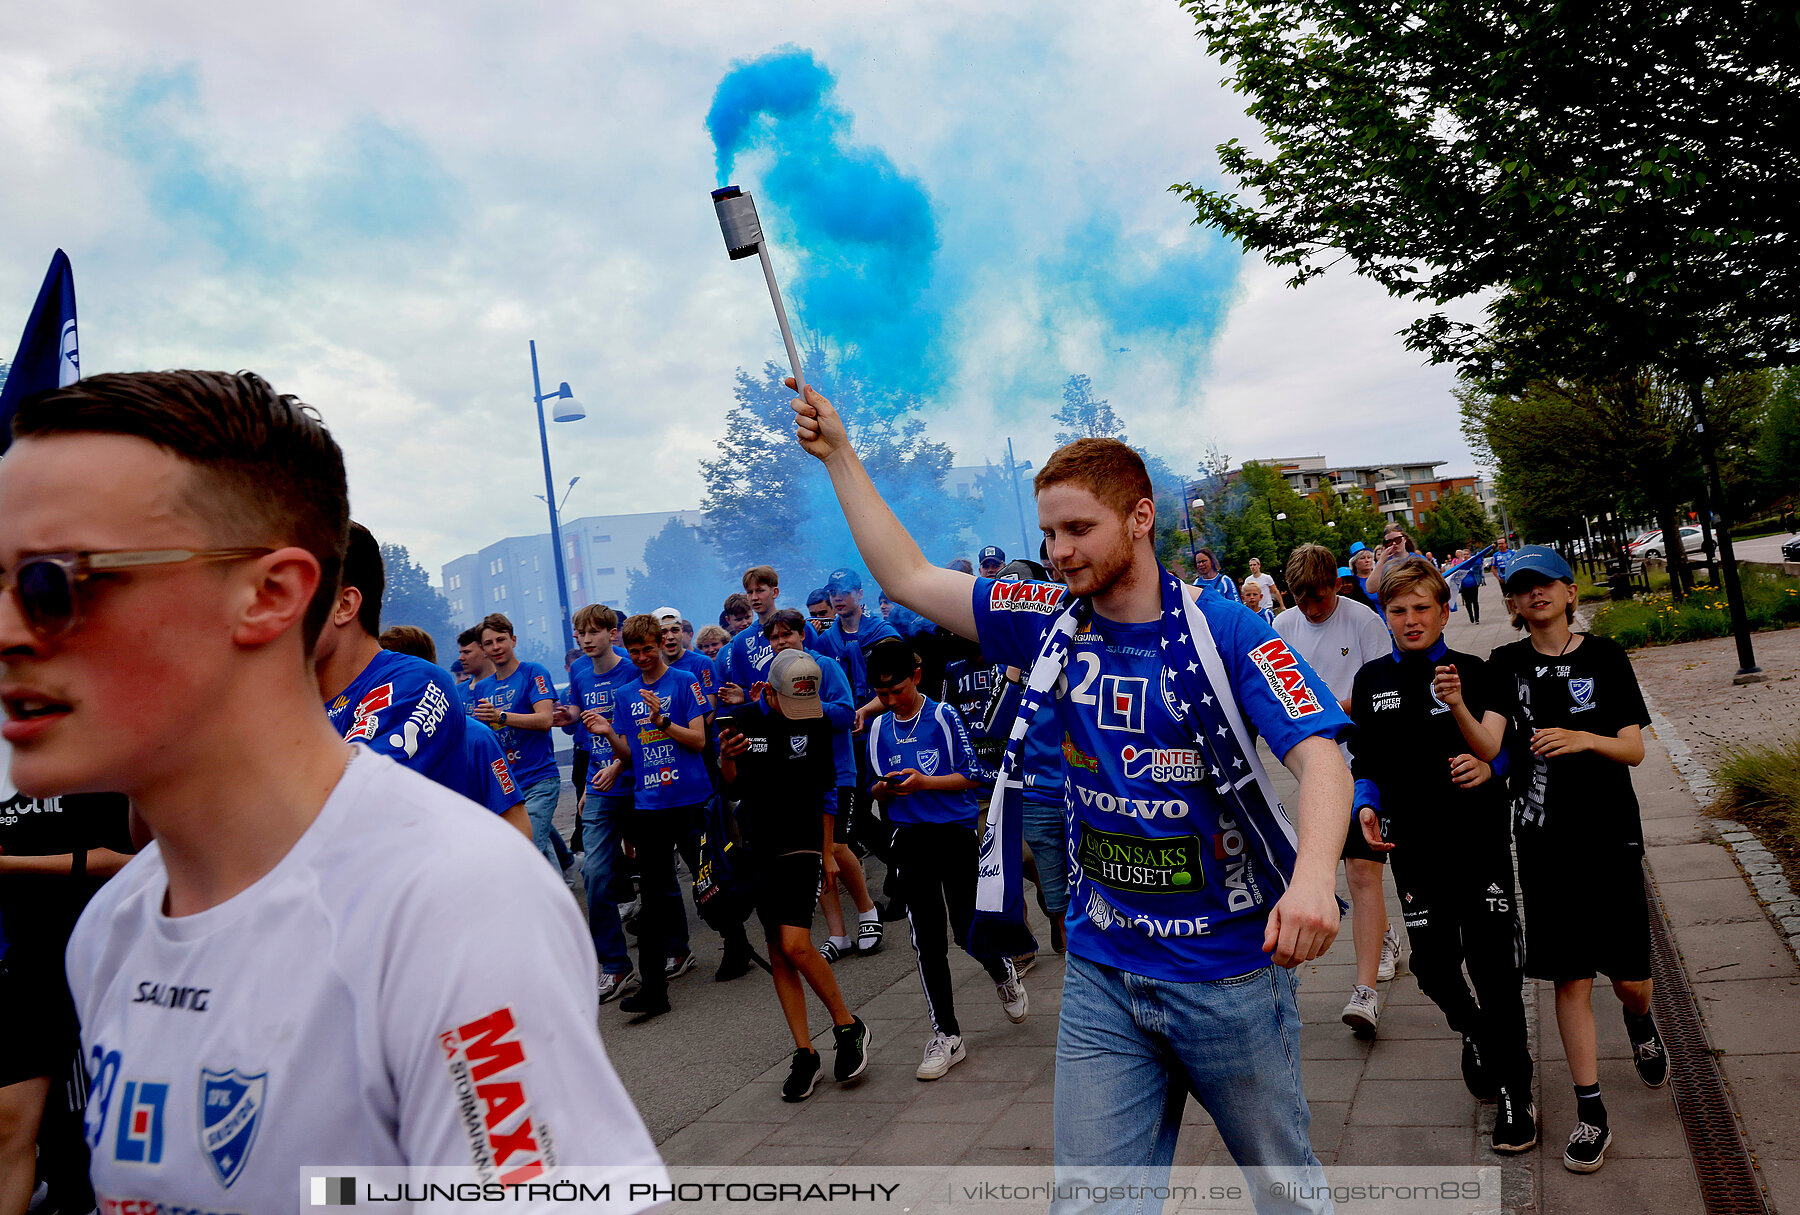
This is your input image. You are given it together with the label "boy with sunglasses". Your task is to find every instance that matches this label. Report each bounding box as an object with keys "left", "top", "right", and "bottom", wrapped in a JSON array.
[{"left": 0, "top": 371, "right": 662, "bottom": 1210}]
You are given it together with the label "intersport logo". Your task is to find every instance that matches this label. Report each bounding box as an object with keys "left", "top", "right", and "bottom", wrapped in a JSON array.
[{"left": 1119, "top": 746, "right": 1206, "bottom": 783}]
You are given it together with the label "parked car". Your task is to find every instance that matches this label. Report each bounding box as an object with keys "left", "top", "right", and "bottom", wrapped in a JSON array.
[
  {"left": 1629, "top": 526, "right": 1704, "bottom": 561},
  {"left": 1782, "top": 535, "right": 1800, "bottom": 562}
]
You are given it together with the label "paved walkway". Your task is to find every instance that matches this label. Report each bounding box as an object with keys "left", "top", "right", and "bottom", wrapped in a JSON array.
[{"left": 654, "top": 602, "right": 1800, "bottom": 1213}]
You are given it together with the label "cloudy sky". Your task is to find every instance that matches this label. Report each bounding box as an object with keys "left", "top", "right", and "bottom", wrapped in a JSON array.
[{"left": 1, "top": 0, "right": 1483, "bottom": 579}]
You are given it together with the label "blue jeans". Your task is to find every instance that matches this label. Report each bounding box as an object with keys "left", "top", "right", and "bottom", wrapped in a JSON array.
[
  {"left": 580, "top": 795, "right": 635, "bottom": 976},
  {"left": 520, "top": 776, "right": 569, "bottom": 871},
  {"left": 1055, "top": 953, "right": 1331, "bottom": 1215},
  {"left": 1023, "top": 798, "right": 1069, "bottom": 918}
]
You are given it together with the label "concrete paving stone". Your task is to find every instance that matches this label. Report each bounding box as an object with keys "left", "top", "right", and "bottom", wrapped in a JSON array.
[
  {"left": 693, "top": 1081, "right": 805, "bottom": 1124},
  {"left": 959, "top": 1145, "right": 1053, "bottom": 1166},
  {"left": 1535, "top": 1062, "right": 1687, "bottom": 1160},
  {"left": 658, "top": 1117, "right": 773, "bottom": 1166},
  {"left": 1336, "top": 1125, "right": 1472, "bottom": 1166},
  {"left": 1298, "top": 1058, "right": 1364, "bottom": 1103},
  {"left": 851, "top": 1118, "right": 995, "bottom": 1166},
  {"left": 1349, "top": 1079, "right": 1479, "bottom": 1127},
  {"left": 1673, "top": 918, "right": 1797, "bottom": 983},
  {"left": 1765, "top": 899, "right": 1800, "bottom": 919},
  {"left": 1638, "top": 792, "right": 1703, "bottom": 821},
  {"left": 1759, "top": 1158, "right": 1800, "bottom": 1215},
  {"left": 1538, "top": 1151, "right": 1703, "bottom": 1213},
  {"left": 1641, "top": 818, "right": 1709, "bottom": 847},
  {"left": 766, "top": 1100, "right": 907, "bottom": 1148},
  {"left": 1377, "top": 980, "right": 1440, "bottom": 1007},
  {"left": 1297, "top": 1029, "right": 1377, "bottom": 1060},
  {"left": 737, "top": 1143, "right": 860, "bottom": 1166},
  {"left": 935, "top": 1044, "right": 1055, "bottom": 1084},
  {"left": 1645, "top": 841, "right": 1742, "bottom": 883},
  {"left": 1694, "top": 977, "right": 1800, "bottom": 1055},
  {"left": 975, "top": 1103, "right": 1055, "bottom": 1151},
  {"left": 894, "top": 1082, "right": 1029, "bottom": 1124},
  {"left": 1657, "top": 876, "right": 1767, "bottom": 927},
  {"left": 1170, "top": 1124, "right": 1223, "bottom": 1166},
  {"left": 1306, "top": 1101, "right": 1350, "bottom": 1158},
  {"left": 1754, "top": 873, "right": 1793, "bottom": 899},
  {"left": 1358, "top": 1036, "right": 1466, "bottom": 1081},
  {"left": 1781, "top": 915, "right": 1800, "bottom": 939},
  {"left": 1743, "top": 858, "right": 1786, "bottom": 877},
  {"left": 1018, "top": 1066, "right": 1057, "bottom": 1105},
  {"left": 1360, "top": 1002, "right": 1458, "bottom": 1040},
  {"left": 1720, "top": 1052, "right": 1800, "bottom": 1160}
]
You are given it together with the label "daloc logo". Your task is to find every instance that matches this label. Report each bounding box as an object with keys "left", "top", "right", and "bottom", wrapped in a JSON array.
[{"left": 200, "top": 1068, "right": 267, "bottom": 1189}]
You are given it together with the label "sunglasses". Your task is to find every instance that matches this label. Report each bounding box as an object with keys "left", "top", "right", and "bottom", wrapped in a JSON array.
[{"left": 2, "top": 548, "right": 274, "bottom": 639}]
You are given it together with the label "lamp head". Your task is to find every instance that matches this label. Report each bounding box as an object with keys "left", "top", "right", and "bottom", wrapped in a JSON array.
[
  {"left": 552, "top": 382, "right": 585, "bottom": 422},
  {"left": 712, "top": 186, "right": 764, "bottom": 260}
]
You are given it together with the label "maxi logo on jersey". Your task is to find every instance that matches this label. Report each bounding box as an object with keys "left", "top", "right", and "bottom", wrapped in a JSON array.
[
  {"left": 491, "top": 759, "right": 516, "bottom": 797},
  {"left": 347, "top": 683, "right": 394, "bottom": 742},
  {"left": 1246, "top": 639, "right": 1322, "bottom": 720},
  {"left": 199, "top": 1068, "right": 266, "bottom": 1189},
  {"left": 438, "top": 1007, "right": 556, "bottom": 1186},
  {"left": 988, "top": 581, "right": 1067, "bottom": 615}
]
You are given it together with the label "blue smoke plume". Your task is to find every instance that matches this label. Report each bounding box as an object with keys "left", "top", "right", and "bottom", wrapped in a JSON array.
[{"left": 707, "top": 47, "right": 941, "bottom": 393}]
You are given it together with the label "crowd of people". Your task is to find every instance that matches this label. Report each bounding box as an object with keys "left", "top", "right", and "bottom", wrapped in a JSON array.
[{"left": 0, "top": 368, "right": 1670, "bottom": 1215}]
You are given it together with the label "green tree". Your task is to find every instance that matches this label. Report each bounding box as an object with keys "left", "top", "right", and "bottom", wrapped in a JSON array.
[
  {"left": 1754, "top": 368, "right": 1800, "bottom": 506},
  {"left": 700, "top": 349, "right": 973, "bottom": 594},
  {"left": 1416, "top": 490, "right": 1496, "bottom": 557},
  {"left": 1199, "top": 461, "right": 1383, "bottom": 586},
  {"left": 379, "top": 542, "right": 457, "bottom": 666},
  {"left": 1053, "top": 374, "right": 1128, "bottom": 446},
  {"left": 626, "top": 516, "right": 737, "bottom": 624}
]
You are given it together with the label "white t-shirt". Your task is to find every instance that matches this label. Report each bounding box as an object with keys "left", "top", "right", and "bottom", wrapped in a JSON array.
[
  {"left": 1248, "top": 572, "right": 1279, "bottom": 603},
  {"left": 1272, "top": 596, "right": 1392, "bottom": 704},
  {"left": 68, "top": 747, "right": 665, "bottom": 1213}
]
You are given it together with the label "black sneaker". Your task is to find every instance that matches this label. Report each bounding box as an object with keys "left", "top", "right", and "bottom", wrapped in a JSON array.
[
  {"left": 1563, "top": 1120, "right": 1611, "bottom": 1173},
  {"left": 618, "top": 988, "right": 670, "bottom": 1020},
  {"left": 782, "top": 1048, "right": 822, "bottom": 1102},
  {"left": 833, "top": 1016, "right": 872, "bottom": 1083},
  {"left": 715, "top": 951, "right": 754, "bottom": 982},
  {"left": 1462, "top": 1034, "right": 1498, "bottom": 1101},
  {"left": 1491, "top": 1087, "right": 1538, "bottom": 1154},
  {"left": 1629, "top": 1021, "right": 1670, "bottom": 1088}
]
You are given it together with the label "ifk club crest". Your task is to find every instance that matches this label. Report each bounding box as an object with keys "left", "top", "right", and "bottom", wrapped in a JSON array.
[{"left": 199, "top": 1067, "right": 267, "bottom": 1189}]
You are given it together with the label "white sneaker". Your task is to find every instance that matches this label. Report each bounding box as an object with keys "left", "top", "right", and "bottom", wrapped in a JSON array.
[
  {"left": 916, "top": 1032, "right": 967, "bottom": 1081},
  {"left": 597, "top": 969, "right": 636, "bottom": 1005},
  {"left": 616, "top": 897, "right": 641, "bottom": 921},
  {"left": 1342, "top": 984, "right": 1381, "bottom": 1039},
  {"left": 1377, "top": 926, "right": 1407, "bottom": 981},
  {"left": 996, "top": 964, "right": 1029, "bottom": 1023}
]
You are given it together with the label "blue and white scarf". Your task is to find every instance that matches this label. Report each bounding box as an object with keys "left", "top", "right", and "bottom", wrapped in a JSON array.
[{"left": 967, "top": 568, "right": 1303, "bottom": 957}]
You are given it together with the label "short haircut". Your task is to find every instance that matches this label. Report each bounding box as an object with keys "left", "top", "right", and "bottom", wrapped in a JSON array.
[
  {"left": 1378, "top": 560, "right": 1450, "bottom": 608},
  {"left": 1284, "top": 543, "right": 1340, "bottom": 597},
  {"left": 946, "top": 558, "right": 974, "bottom": 575},
  {"left": 379, "top": 625, "right": 436, "bottom": 663},
  {"left": 572, "top": 603, "right": 618, "bottom": 632},
  {"left": 680, "top": 619, "right": 695, "bottom": 637},
  {"left": 805, "top": 587, "right": 830, "bottom": 607},
  {"left": 342, "top": 522, "right": 384, "bottom": 636},
  {"left": 722, "top": 592, "right": 751, "bottom": 617},
  {"left": 764, "top": 607, "right": 808, "bottom": 638},
  {"left": 865, "top": 636, "right": 920, "bottom": 689},
  {"left": 14, "top": 369, "right": 349, "bottom": 650},
  {"left": 480, "top": 612, "right": 515, "bottom": 638},
  {"left": 620, "top": 614, "right": 661, "bottom": 648},
  {"left": 565, "top": 647, "right": 582, "bottom": 667},
  {"left": 457, "top": 625, "right": 483, "bottom": 648},
  {"left": 742, "top": 565, "right": 778, "bottom": 591},
  {"left": 696, "top": 624, "right": 729, "bottom": 649},
  {"left": 1034, "top": 437, "right": 1152, "bottom": 521}
]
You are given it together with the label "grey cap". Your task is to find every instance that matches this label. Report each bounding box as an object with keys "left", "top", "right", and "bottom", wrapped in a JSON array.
[{"left": 769, "top": 649, "right": 824, "bottom": 719}]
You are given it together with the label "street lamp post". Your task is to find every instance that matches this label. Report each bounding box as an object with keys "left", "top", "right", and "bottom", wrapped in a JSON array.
[
  {"left": 528, "top": 339, "right": 584, "bottom": 658},
  {"left": 1183, "top": 496, "right": 1205, "bottom": 573},
  {"left": 1004, "top": 438, "right": 1034, "bottom": 558}
]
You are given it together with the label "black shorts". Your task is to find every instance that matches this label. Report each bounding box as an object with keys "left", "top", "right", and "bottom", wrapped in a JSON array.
[
  {"left": 755, "top": 852, "right": 825, "bottom": 940},
  {"left": 1518, "top": 843, "right": 1652, "bottom": 982},
  {"left": 0, "top": 949, "right": 80, "bottom": 1088},
  {"left": 1342, "top": 818, "right": 1389, "bottom": 865},
  {"left": 829, "top": 787, "right": 854, "bottom": 845}
]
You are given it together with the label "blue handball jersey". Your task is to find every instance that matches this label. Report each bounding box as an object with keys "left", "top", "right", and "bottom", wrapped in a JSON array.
[
  {"left": 469, "top": 661, "right": 560, "bottom": 788},
  {"left": 971, "top": 577, "right": 1348, "bottom": 982},
  {"left": 460, "top": 721, "right": 521, "bottom": 814},
  {"left": 619, "top": 667, "right": 712, "bottom": 810},
  {"left": 564, "top": 648, "right": 633, "bottom": 755},
  {"left": 326, "top": 648, "right": 467, "bottom": 792},
  {"left": 865, "top": 696, "right": 988, "bottom": 828},
  {"left": 817, "top": 615, "right": 901, "bottom": 705}
]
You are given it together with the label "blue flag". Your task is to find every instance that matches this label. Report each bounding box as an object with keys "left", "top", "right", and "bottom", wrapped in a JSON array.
[{"left": 0, "top": 249, "right": 79, "bottom": 453}]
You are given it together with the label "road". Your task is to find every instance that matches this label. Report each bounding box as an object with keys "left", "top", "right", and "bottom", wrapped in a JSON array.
[{"left": 1731, "top": 530, "right": 1798, "bottom": 565}]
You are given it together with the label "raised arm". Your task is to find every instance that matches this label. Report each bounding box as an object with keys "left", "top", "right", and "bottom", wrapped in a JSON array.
[{"left": 792, "top": 379, "right": 980, "bottom": 639}]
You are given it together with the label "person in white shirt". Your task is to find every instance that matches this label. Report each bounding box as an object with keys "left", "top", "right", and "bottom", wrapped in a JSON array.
[
  {"left": 1274, "top": 543, "right": 1403, "bottom": 1039},
  {"left": 1246, "top": 556, "right": 1283, "bottom": 610},
  {"left": 0, "top": 370, "right": 663, "bottom": 1213}
]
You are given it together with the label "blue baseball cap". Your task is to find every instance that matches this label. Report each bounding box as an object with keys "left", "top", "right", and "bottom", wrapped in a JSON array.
[
  {"left": 805, "top": 586, "right": 830, "bottom": 607},
  {"left": 1337, "top": 566, "right": 1353, "bottom": 578},
  {"left": 1348, "top": 541, "right": 1368, "bottom": 557},
  {"left": 1500, "top": 545, "right": 1574, "bottom": 590},
  {"left": 978, "top": 545, "right": 1006, "bottom": 567},
  {"left": 826, "top": 567, "right": 862, "bottom": 593}
]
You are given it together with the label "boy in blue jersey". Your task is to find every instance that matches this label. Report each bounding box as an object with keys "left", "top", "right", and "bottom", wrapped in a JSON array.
[
  {"left": 315, "top": 525, "right": 471, "bottom": 796},
  {"left": 375, "top": 624, "right": 533, "bottom": 841},
  {"left": 471, "top": 613, "right": 573, "bottom": 871},
  {"left": 652, "top": 607, "right": 718, "bottom": 707},
  {"left": 587, "top": 615, "right": 718, "bottom": 1019},
  {"left": 865, "top": 638, "right": 1027, "bottom": 1081},
  {"left": 806, "top": 588, "right": 834, "bottom": 632},
  {"left": 817, "top": 568, "right": 903, "bottom": 887},
  {"left": 794, "top": 382, "right": 1350, "bottom": 1215},
  {"left": 715, "top": 565, "right": 786, "bottom": 715},
  {"left": 456, "top": 626, "right": 493, "bottom": 711},
  {"left": 558, "top": 603, "right": 643, "bottom": 1002}
]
